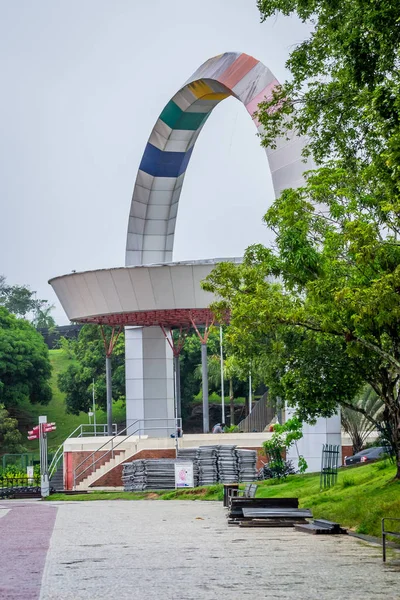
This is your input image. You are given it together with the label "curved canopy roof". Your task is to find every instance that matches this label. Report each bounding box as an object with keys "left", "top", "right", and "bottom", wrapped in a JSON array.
[{"left": 49, "top": 258, "right": 240, "bottom": 326}]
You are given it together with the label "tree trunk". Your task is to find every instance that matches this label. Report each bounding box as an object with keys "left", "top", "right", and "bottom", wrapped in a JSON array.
[
  {"left": 352, "top": 432, "right": 363, "bottom": 455},
  {"left": 229, "top": 379, "right": 235, "bottom": 426},
  {"left": 394, "top": 421, "right": 400, "bottom": 480},
  {"left": 389, "top": 402, "right": 400, "bottom": 480}
]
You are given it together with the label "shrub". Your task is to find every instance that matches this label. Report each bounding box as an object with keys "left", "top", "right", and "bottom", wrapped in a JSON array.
[
  {"left": 342, "top": 477, "right": 356, "bottom": 488},
  {"left": 225, "top": 425, "right": 239, "bottom": 433},
  {"left": 259, "top": 459, "right": 297, "bottom": 480},
  {"left": 262, "top": 417, "right": 308, "bottom": 479}
]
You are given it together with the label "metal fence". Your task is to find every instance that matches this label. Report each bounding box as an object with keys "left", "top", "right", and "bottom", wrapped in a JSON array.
[
  {"left": 320, "top": 444, "right": 340, "bottom": 489},
  {"left": 382, "top": 517, "right": 400, "bottom": 562},
  {"left": 1, "top": 453, "right": 35, "bottom": 471},
  {"left": 0, "top": 476, "right": 42, "bottom": 499}
]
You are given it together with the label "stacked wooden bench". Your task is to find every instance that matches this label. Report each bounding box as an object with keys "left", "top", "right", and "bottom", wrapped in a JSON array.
[
  {"left": 294, "top": 519, "right": 347, "bottom": 535},
  {"left": 225, "top": 486, "right": 347, "bottom": 534},
  {"left": 227, "top": 496, "right": 312, "bottom": 527}
]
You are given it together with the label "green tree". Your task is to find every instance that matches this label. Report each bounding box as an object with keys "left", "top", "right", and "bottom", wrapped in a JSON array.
[
  {"left": 0, "top": 307, "right": 52, "bottom": 412},
  {"left": 204, "top": 1, "right": 400, "bottom": 477},
  {"left": 31, "top": 302, "right": 56, "bottom": 331},
  {"left": 342, "top": 386, "right": 385, "bottom": 455},
  {"left": 58, "top": 325, "right": 125, "bottom": 415},
  {"left": 0, "top": 275, "right": 56, "bottom": 326},
  {"left": 0, "top": 283, "right": 37, "bottom": 318},
  {"left": 0, "top": 403, "right": 24, "bottom": 453},
  {"left": 178, "top": 330, "right": 220, "bottom": 418},
  {"left": 263, "top": 417, "right": 307, "bottom": 478},
  {"left": 194, "top": 353, "right": 246, "bottom": 425}
]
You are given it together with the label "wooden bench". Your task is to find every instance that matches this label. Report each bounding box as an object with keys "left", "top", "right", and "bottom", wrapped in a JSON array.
[
  {"left": 382, "top": 518, "right": 400, "bottom": 562},
  {"left": 227, "top": 483, "right": 257, "bottom": 508},
  {"left": 227, "top": 497, "right": 300, "bottom": 525}
]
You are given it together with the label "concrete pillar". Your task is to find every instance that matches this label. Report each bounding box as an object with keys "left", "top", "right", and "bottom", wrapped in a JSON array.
[
  {"left": 285, "top": 407, "right": 342, "bottom": 473},
  {"left": 125, "top": 326, "right": 175, "bottom": 437}
]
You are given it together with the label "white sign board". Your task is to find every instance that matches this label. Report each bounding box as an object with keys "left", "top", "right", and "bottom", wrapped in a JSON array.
[
  {"left": 174, "top": 462, "right": 194, "bottom": 488},
  {"left": 27, "top": 466, "right": 34, "bottom": 483}
]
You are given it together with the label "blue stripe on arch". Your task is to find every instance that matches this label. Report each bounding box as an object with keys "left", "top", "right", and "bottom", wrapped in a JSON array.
[{"left": 139, "top": 143, "right": 193, "bottom": 178}]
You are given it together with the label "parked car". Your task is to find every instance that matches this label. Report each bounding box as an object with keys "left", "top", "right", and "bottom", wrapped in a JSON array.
[{"left": 344, "top": 446, "right": 391, "bottom": 466}]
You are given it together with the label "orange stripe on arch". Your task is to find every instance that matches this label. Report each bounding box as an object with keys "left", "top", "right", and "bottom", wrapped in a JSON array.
[{"left": 218, "top": 54, "right": 259, "bottom": 90}]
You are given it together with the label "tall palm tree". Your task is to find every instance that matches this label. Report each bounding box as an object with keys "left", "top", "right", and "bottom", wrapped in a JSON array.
[{"left": 341, "top": 385, "right": 384, "bottom": 454}]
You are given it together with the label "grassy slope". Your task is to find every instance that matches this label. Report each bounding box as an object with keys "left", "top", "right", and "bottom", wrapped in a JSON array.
[
  {"left": 47, "top": 461, "right": 400, "bottom": 538},
  {"left": 24, "top": 349, "right": 126, "bottom": 452}
]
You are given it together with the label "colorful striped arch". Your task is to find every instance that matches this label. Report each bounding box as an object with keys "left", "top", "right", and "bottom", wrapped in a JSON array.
[{"left": 126, "top": 52, "right": 308, "bottom": 266}]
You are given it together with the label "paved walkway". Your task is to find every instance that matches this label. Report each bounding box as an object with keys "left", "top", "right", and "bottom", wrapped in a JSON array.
[
  {"left": 1, "top": 500, "right": 399, "bottom": 599},
  {"left": 39, "top": 500, "right": 398, "bottom": 600}
]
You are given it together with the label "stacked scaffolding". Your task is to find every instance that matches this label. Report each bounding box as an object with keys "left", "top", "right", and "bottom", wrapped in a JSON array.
[
  {"left": 217, "top": 445, "right": 239, "bottom": 483},
  {"left": 122, "top": 446, "right": 258, "bottom": 492},
  {"left": 122, "top": 459, "right": 192, "bottom": 491},
  {"left": 236, "top": 449, "right": 258, "bottom": 482},
  {"left": 197, "top": 446, "right": 219, "bottom": 485}
]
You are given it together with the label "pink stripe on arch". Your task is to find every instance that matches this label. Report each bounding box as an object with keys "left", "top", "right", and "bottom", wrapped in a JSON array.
[
  {"left": 217, "top": 54, "right": 259, "bottom": 90},
  {"left": 245, "top": 79, "right": 280, "bottom": 126}
]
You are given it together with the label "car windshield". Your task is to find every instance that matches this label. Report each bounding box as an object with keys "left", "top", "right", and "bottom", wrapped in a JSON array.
[
  {"left": 368, "top": 447, "right": 389, "bottom": 456},
  {"left": 354, "top": 448, "right": 375, "bottom": 457},
  {"left": 353, "top": 446, "right": 389, "bottom": 458}
]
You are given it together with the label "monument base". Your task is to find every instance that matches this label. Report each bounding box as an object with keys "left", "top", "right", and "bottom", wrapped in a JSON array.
[{"left": 285, "top": 407, "right": 342, "bottom": 473}]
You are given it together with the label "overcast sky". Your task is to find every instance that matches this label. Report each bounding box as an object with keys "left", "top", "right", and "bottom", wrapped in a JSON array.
[{"left": 0, "top": 1, "right": 309, "bottom": 324}]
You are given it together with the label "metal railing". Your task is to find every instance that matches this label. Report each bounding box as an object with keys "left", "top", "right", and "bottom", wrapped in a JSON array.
[
  {"left": 238, "top": 392, "right": 275, "bottom": 433},
  {"left": 70, "top": 423, "right": 118, "bottom": 438},
  {"left": 382, "top": 518, "right": 400, "bottom": 562},
  {"left": 73, "top": 418, "right": 182, "bottom": 490},
  {"left": 0, "top": 476, "right": 42, "bottom": 499},
  {"left": 48, "top": 423, "right": 118, "bottom": 481}
]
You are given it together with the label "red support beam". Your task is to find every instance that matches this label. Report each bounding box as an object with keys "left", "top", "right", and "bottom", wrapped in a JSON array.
[
  {"left": 159, "top": 324, "right": 189, "bottom": 357},
  {"left": 189, "top": 312, "right": 215, "bottom": 344},
  {"left": 100, "top": 324, "right": 123, "bottom": 357}
]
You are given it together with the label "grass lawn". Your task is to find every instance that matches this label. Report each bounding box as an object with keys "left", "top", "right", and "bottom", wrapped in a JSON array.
[
  {"left": 46, "top": 460, "right": 400, "bottom": 538},
  {"left": 23, "top": 349, "right": 126, "bottom": 453}
]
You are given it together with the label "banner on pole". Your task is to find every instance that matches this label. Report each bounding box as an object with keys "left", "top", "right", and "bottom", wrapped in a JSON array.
[{"left": 174, "top": 462, "right": 194, "bottom": 488}]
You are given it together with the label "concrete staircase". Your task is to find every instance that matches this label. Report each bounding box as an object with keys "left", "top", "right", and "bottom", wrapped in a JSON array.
[
  {"left": 76, "top": 450, "right": 130, "bottom": 491},
  {"left": 50, "top": 462, "right": 64, "bottom": 492}
]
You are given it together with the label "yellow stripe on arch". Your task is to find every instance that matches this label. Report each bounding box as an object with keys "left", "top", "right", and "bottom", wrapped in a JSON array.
[
  {"left": 187, "top": 79, "right": 215, "bottom": 98},
  {"left": 201, "top": 92, "right": 231, "bottom": 101}
]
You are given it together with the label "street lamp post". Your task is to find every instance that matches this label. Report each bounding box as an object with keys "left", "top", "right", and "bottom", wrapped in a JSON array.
[{"left": 220, "top": 326, "right": 225, "bottom": 424}]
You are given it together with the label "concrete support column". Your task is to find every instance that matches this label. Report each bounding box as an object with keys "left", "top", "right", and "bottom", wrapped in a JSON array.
[
  {"left": 173, "top": 354, "right": 181, "bottom": 420},
  {"left": 285, "top": 406, "right": 342, "bottom": 472},
  {"left": 125, "top": 326, "right": 174, "bottom": 437}
]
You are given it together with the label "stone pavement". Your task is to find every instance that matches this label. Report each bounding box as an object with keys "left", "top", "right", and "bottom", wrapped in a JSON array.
[{"left": 37, "top": 500, "right": 398, "bottom": 600}]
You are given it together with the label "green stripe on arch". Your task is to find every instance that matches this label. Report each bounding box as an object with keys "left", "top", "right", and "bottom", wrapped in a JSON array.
[{"left": 160, "top": 100, "right": 211, "bottom": 131}]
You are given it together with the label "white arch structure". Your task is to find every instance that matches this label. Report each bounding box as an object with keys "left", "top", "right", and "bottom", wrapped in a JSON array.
[
  {"left": 50, "top": 52, "right": 338, "bottom": 449},
  {"left": 126, "top": 52, "right": 307, "bottom": 267}
]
